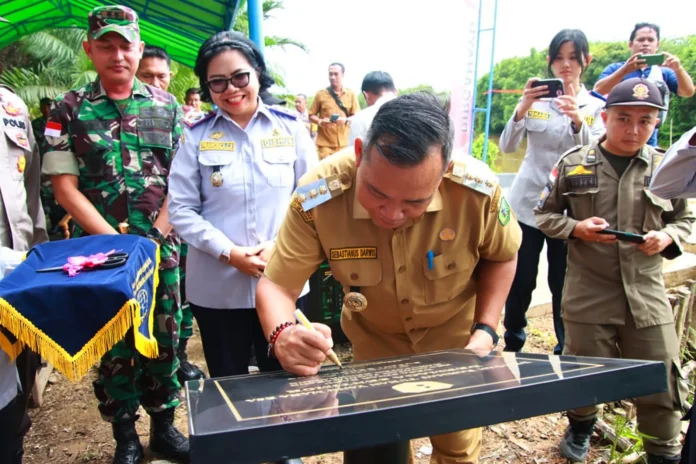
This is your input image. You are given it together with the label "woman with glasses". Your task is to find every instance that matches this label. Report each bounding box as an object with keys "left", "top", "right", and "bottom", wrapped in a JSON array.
[
  {"left": 499, "top": 29, "right": 605, "bottom": 356},
  {"left": 168, "top": 31, "right": 317, "bottom": 381}
]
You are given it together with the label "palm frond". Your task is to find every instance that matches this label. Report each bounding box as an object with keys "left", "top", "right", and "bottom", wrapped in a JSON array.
[
  {"left": 264, "top": 36, "right": 308, "bottom": 53},
  {"left": 20, "top": 30, "right": 82, "bottom": 65}
]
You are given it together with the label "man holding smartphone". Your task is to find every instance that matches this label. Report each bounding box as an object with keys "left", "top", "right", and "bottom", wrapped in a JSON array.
[
  {"left": 593, "top": 22, "right": 694, "bottom": 146},
  {"left": 536, "top": 78, "right": 693, "bottom": 464},
  {"left": 308, "top": 63, "right": 360, "bottom": 159}
]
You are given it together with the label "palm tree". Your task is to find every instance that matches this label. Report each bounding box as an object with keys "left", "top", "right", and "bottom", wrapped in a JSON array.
[
  {"left": 1, "top": 0, "right": 306, "bottom": 109},
  {"left": 1, "top": 29, "right": 95, "bottom": 108}
]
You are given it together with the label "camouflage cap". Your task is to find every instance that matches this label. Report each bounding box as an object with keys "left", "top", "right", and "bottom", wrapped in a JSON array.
[
  {"left": 88, "top": 5, "right": 140, "bottom": 42},
  {"left": 605, "top": 77, "right": 666, "bottom": 111}
]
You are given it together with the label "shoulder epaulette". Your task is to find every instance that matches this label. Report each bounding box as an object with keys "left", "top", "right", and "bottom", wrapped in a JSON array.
[
  {"left": 556, "top": 144, "right": 587, "bottom": 162},
  {"left": 269, "top": 106, "right": 298, "bottom": 121},
  {"left": 445, "top": 156, "right": 498, "bottom": 197},
  {"left": 295, "top": 175, "right": 344, "bottom": 212},
  {"left": 183, "top": 111, "right": 214, "bottom": 128}
]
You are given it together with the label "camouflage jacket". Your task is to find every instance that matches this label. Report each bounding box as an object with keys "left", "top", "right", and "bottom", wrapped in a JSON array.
[{"left": 43, "top": 78, "right": 182, "bottom": 268}]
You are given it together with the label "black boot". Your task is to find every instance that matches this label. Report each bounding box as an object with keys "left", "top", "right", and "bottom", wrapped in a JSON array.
[
  {"left": 112, "top": 418, "right": 144, "bottom": 464},
  {"left": 559, "top": 417, "right": 596, "bottom": 462},
  {"left": 149, "top": 408, "right": 190, "bottom": 462},
  {"left": 646, "top": 454, "right": 680, "bottom": 463},
  {"left": 177, "top": 338, "right": 206, "bottom": 385}
]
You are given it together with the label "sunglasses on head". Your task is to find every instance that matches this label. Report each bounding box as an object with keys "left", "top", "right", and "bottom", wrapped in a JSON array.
[{"left": 206, "top": 71, "right": 251, "bottom": 93}]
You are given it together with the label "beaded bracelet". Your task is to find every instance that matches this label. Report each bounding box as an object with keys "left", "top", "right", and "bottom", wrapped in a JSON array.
[{"left": 267, "top": 321, "right": 295, "bottom": 358}]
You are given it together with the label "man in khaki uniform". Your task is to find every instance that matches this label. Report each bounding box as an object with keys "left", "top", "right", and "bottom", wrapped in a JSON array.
[
  {"left": 257, "top": 92, "right": 521, "bottom": 463},
  {"left": 0, "top": 82, "right": 48, "bottom": 463},
  {"left": 308, "top": 63, "right": 360, "bottom": 159},
  {"left": 535, "top": 78, "right": 693, "bottom": 464}
]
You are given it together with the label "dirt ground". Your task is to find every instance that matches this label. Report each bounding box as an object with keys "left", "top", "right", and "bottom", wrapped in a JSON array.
[{"left": 22, "top": 314, "right": 659, "bottom": 463}]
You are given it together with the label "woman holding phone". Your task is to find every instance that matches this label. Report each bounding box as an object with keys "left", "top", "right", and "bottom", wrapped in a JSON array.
[{"left": 500, "top": 29, "right": 605, "bottom": 355}]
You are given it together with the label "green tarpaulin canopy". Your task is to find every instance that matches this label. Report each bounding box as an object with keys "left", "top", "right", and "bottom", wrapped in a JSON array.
[{"left": 0, "top": 0, "right": 242, "bottom": 67}]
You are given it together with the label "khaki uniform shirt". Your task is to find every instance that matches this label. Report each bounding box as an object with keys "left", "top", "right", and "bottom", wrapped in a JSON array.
[
  {"left": 535, "top": 139, "right": 694, "bottom": 328},
  {"left": 0, "top": 86, "right": 48, "bottom": 251},
  {"left": 308, "top": 88, "right": 360, "bottom": 149},
  {"left": 265, "top": 149, "right": 522, "bottom": 359}
]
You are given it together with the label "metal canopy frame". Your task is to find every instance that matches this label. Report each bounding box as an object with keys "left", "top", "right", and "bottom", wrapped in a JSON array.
[
  {"left": 0, "top": 0, "right": 246, "bottom": 67},
  {"left": 471, "top": 0, "right": 499, "bottom": 162}
]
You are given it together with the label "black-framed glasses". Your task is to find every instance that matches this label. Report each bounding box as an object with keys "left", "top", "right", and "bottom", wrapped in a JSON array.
[{"left": 206, "top": 72, "right": 251, "bottom": 93}]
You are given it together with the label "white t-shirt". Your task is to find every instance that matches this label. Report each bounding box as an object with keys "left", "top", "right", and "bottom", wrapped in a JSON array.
[{"left": 348, "top": 93, "right": 396, "bottom": 147}]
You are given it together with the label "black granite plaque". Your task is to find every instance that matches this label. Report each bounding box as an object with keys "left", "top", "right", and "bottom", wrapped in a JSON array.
[{"left": 186, "top": 350, "right": 666, "bottom": 464}]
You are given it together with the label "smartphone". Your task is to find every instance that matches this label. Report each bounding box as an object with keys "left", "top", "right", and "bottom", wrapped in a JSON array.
[
  {"left": 597, "top": 229, "right": 646, "bottom": 244},
  {"left": 638, "top": 53, "right": 665, "bottom": 66},
  {"left": 329, "top": 114, "right": 340, "bottom": 123},
  {"left": 531, "top": 78, "right": 565, "bottom": 99}
]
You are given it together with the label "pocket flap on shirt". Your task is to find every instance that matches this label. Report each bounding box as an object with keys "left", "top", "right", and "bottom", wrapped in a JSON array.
[
  {"left": 198, "top": 151, "right": 235, "bottom": 166},
  {"left": 262, "top": 147, "right": 297, "bottom": 164},
  {"left": 644, "top": 188, "right": 674, "bottom": 212},
  {"left": 423, "top": 252, "right": 476, "bottom": 280}
]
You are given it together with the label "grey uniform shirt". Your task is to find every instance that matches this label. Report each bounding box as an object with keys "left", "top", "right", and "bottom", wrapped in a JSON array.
[
  {"left": 650, "top": 126, "right": 696, "bottom": 199},
  {"left": 168, "top": 102, "right": 317, "bottom": 309},
  {"left": 0, "top": 86, "right": 48, "bottom": 410},
  {"left": 500, "top": 87, "right": 605, "bottom": 227}
]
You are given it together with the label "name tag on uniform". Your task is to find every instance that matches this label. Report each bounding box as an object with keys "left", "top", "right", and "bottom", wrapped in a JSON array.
[
  {"left": 199, "top": 141, "right": 236, "bottom": 151},
  {"left": 584, "top": 115, "right": 595, "bottom": 126},
  {"left": 260, "top": 136, "right": 295, "bottom": 148},
  {"left": 527, "top": 110, "right": 551, "bottom": 120},
  {"left": 329, "top": 247, "right": 378, "bottom": 261}
]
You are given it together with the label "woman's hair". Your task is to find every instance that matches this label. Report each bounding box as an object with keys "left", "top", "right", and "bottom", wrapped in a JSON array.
[
  {"left": 194, "top": 31, "right": 275, "bottom": 102},
  {"left": 547, "top": 29, "right": 590, "bottom": 77}
]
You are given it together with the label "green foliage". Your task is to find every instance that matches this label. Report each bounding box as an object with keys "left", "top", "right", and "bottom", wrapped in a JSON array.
[
  {"left": 470, "top": 133, "right": 500, "bottom": 172},
  {"left": 400, "top": 84, "right": 449, "bottom": 101},
  {"left": 168, "top": 62, "right": 200, "bottom": 104},
  {"left": 0, "top": 29, "right": 95, "bottom": 116},
  {"left": 475, "top": 36, "right": 696, "bottom": 143}
]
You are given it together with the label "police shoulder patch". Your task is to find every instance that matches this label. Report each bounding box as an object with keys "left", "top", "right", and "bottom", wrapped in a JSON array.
[
  {"left": 445, "top": 155, "right": 498, "bottom": 197},
  {"left": 295, "top": 175, "right": 344, "bottom": 212},
  {"left": 268, "top": 106, "right": 298, "bottom": 121},
  {"left": 183, "top": 111, "right": 214, "bottom": 128}
]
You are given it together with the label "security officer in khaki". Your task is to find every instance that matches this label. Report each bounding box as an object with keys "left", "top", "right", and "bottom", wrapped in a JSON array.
[
  {"left": 535, "top": 78, "right": 693, "bottom": 464},
  {"left": 257, "top": 92, "right": 522, "bottom": 464}
]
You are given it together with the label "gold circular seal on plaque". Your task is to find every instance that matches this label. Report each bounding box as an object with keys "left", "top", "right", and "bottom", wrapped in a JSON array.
[
  {"left": 318, "top": 185, "right": 328, "bottom": 195},
  {"left": 298, "top": 193, "right": 307, "bottom": 203},
  {"left": 343, "top": 292, "right": 368, "bottom": 312},
  {"left": 308, "top": 189, "right": 318, "bottom": 199}
]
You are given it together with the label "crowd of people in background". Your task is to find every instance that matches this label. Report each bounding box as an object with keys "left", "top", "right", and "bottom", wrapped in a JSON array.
[{"left": 1, "top": 4, "right": 696, "bottom": 464}]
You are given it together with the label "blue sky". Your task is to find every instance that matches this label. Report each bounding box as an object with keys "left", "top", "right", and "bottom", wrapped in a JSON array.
[{"left": 263, "top": 0, "right": 696, "bottom": 95}]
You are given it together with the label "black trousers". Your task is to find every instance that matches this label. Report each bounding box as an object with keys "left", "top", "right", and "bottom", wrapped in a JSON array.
[
  {"left": 683, "top": 407, "right": 695, "bottom": 462},
  {"left": 503, "top": 222, "right": 567, "bottom": 354},
  {"left": 0, "top": 349, "right": 40, "bottom": 464},
  {"left": 191, "top": 296, "right": 307, "bottom": 378}
]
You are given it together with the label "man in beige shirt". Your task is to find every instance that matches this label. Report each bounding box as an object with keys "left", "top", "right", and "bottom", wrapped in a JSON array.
[
  {"left": 309, "top": 63, "right": 360, "bottom": 159},
  {"left": 257, "top": 92, "right": 521, "bottom": 463}
]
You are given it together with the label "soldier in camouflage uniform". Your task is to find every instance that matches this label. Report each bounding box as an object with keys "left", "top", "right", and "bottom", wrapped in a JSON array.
[
  {"left": 41, "top": 6, "right": 189, "bottom": 464},
  {"left": 136, "top": 47, "right": 206, "bottom": 384}
]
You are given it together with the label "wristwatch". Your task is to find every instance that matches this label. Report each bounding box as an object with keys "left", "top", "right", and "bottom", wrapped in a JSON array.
[
  {"left": 146, "top": 227, "right": 166, "bottom": 245},
  {"left": 470, "top": 323, "right": 499, "bottom": 348},
  {"left": 219, "top": 249, "right": 231, "bottom": 264}
]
